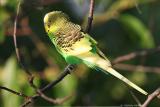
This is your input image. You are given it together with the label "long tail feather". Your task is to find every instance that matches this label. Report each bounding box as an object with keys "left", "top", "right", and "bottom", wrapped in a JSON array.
[
  {"left": 80, "top": 52, "right": 148, "bottom": 95},
  {"left": 105, "top": 67, "right": 148, "bottom": 95}
]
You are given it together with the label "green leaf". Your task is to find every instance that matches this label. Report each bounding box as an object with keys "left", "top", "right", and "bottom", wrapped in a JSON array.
[
  {"left": 1, "top": 56, "right": 21, "bottom": 107},
  {"left": 118, "top": 14, "right": 155, "bottom": 48}
]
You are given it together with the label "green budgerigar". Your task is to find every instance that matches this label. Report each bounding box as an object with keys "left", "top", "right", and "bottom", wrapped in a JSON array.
[{"left": 44, "top": 11, "right": 148, "bottom": 95}]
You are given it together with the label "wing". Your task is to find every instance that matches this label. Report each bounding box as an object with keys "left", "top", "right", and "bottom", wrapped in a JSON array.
[
  {"left": 85, "top": 34, "right": 98, "bottom": 45},
  {"left": 86, "top": 34, "right": 110, "bottom": 62}
]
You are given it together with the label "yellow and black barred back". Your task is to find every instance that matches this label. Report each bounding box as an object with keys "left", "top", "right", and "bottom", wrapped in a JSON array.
[{"left": 55, "top": 31, "right": 84, "bottom": 52}]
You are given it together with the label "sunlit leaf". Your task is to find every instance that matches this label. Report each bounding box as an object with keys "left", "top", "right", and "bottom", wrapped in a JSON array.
[
  {"left": 118, "top": 14, "right": 155, "bottom": 48},
  {"left": 1, "top": 56, "right": 21, "bottom": 107}
]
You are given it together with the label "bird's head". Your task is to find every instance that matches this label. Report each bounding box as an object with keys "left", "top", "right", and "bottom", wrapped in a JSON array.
[{"left": 44, "top": 11, "right": 69, "bottom": 34}]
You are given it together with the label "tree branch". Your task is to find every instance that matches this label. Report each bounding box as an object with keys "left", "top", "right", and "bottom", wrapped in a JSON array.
[
  {"left": 13, "top": 0, "right": 32, "bottom": 76},
  {"left": 93, "top": 0, "right": 155, "bottom": 26},
  {"left": 141, "top": 88, "right": 160, "bottom": 107},
  {"left": 41, "top": 64, "right": 75, "bottom": 92},
  {"left": 112, "top": 46, "right": 160, "bottom": 65},
  {"left": 85, "top": 0, "right": 94, "bottom": 33},
  {"left": 113, "top": 63, "right": 160, "bottom": 74},
  {"left": 37, "top": 89, "right": 74, "bottom": 104},
  {"left": 0, "top": 86, "right": 29, "bottom": 98},
  {"left": 129, "top": 89, "right": 141, "bottom": 106}
]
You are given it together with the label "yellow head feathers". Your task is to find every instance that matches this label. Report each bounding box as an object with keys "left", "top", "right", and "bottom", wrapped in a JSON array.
[
  {"left": 44, "top": 11, "right": 69, "bottom": 34},
  {"left": 44, "top": 11, "right": 81, "bottom": 36}
]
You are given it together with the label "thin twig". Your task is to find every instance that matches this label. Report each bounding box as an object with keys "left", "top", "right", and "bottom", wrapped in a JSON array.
[
  {"left": 0, "top": 86, "right": 29, "bottom": 98},
  {"left": 134, "top": 0, "right": 142, "bottom": 14},
  {"left": 129, "top": 89, "right": 141, "bottom": 106},
  {"left": 21, "top": 95, "right": 38, "bottom": 107},
  {"left": 112, "top": 46, "right": 160, "bottom": 106},
  {"left": 12, "top": 0, "right": 38, "bottom": 105},
  {"left": 37, "top": 89, "right": 74, "bottom": 104},
  {"left": 41, "top": 64, "right": 75, "bottom": 92},
  {"left": 21, "top": 86, "right": 74, "bottom": 106},
  {"left": 22, "top": 64, "right": 75, "bottom": 107},
  {"left": 112, "top": 46, "right": 160, "bottom": 65},
  {"left": 21, "top": 65, "right": 76, "bottom": 106},
  {"left": 21, "top": 91, "right": 73, "bottom": 107},
  {"left": 141, "top": 88, "right": 160, "bottom": 107},
  {"left": 13, "top": 0, "right": 32, "bottom": 76},
  {"left": 13, "top": 0, "right": 41, "bottom": 99},
  {"left": 113, "top": 63, "right": 160, "bottom": 74},
  {"left": 93, "top": 0, "right": 155, "bottom": 26},
  {"left": 85, "top": 0, "right": 94, "bottom": 33},
  {"left": 13, "top": 0, "right": 21, "bottom": 62}
]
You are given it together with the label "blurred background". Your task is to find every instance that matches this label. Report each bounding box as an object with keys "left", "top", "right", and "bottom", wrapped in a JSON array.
[{"left": 0, "top": 0, "right": 160, "bottom": 106}]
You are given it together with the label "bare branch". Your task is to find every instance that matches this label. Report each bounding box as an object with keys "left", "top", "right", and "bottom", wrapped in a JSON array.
[
  {"left": 13, "top": 0, "right": 21, "bottom": 62},
  {"left": 41, "top": 64, "right": 75, "bottom": 92},
  {"left": 21, "top": 91, "right": 73, "bottom": 107},
  {"left": 129, "top": 89, "right": 141, "bottom": 106},
  {"left": 112, "top": 46, "right": 160, "bottom": 64},
  {"left": 0, "top": 86, "right": 29, "bottom": 98},
  {"left": 141, "top": 88, "right": 160, "bottom": 107},
  {"left": 37, "top": 89, "right": 74, "bottom": 104},
  {"left": 93, "top": 0, "right": 156, "bottom": 25},
  {"left": 85, "top": 0, "right": 94, "bottom": 33},
  {"left": 114, "top": 63, "right": 160, "bottom": 74},
  {"left": 21, "top": 95, "right": 38, "bottom": 107},
  {"left": 12, "top": 1, "right": 63, "bottom": 106},
  {"left": 13, "top": 0, "right": 32, "bottom": 76}
]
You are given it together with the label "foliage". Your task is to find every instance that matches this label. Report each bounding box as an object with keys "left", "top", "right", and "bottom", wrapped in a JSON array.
[{"left": 0, "top": 0, "right": 160, "bottom": 106}]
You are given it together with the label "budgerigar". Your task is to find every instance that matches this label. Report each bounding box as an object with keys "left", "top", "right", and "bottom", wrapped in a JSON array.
[{"left": 43, "top": 11, "right": 148, "bottom": 95}]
